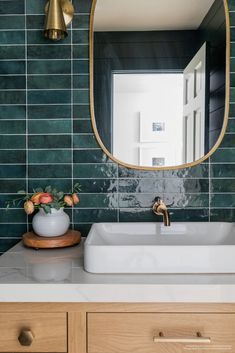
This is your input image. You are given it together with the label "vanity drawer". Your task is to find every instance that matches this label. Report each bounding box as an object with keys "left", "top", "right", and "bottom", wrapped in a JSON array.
[
  {"left": 88, "top": 313, "right": 235, "bottom": 353},
  {"left": 0, "top": 312, "right": 67, "bottom": 352}
]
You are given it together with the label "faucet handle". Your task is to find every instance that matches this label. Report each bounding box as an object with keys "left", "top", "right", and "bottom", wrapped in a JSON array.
[{"left": 153, "top": 197, "right": 167, "bottom": 215}]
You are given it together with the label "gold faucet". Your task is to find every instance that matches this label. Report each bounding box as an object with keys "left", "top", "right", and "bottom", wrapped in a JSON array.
[{"left": 152, "top": 197, "right": 171, "bottom": 226}]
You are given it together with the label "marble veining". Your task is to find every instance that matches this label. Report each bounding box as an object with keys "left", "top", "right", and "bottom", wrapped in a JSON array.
[{"left": 0, "top": 241, "right": 235, "bottom": 302}]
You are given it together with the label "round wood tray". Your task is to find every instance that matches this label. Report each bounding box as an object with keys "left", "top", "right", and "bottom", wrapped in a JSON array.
[{"left": 22, "top": 230, "right": 81, "bottom": 249}]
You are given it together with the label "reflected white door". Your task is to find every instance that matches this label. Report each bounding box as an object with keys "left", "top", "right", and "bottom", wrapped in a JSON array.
[{"left": 183, "top": 42, "right": 207, "bottom": 163}]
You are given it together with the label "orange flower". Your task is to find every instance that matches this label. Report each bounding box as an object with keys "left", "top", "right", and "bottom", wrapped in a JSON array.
[
  {"left": 72, "top": 193, "right": 79, "bottom": 205},
  {"left": 31, "top": 192, "right": 44, "bottom": 205},
  {"left": 24, "top": 200, "right": 35, "bottom": 215},
  {"left": 39, "top": 193, "right": 53, "bottom": 204},
  {"left": 64, "top": 195, "right": 73, "bottom": 206}
]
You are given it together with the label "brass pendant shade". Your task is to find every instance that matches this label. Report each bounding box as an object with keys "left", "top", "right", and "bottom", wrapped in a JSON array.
[{"left": 44, "top": 0, "right": 74, "bottom": 41}]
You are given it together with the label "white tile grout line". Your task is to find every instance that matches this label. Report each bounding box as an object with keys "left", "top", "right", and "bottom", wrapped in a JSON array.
[
  {"left": 71, "top": 0, "right": 74, "bottom": 230},
  {"left": 24, "top": 0, "right": 29, "bottom": 232}
]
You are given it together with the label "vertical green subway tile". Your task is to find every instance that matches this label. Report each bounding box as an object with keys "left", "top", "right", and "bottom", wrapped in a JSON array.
[
  {"left": 73, "top": 134, "right": 98, "bottom": 148},
  {"left": 0, "top": 31, "right": 25, "bottom": 45},
  {"left": 28, "top": 164, "right": 72, "bottom": 179},
  {"left": 73, "top": 15, "right": 90, "bottom": 29},
  {"left": 0, "top": 180, "right": 26, "bottom": 193},
  {"left": 0, "top": 61, "right": 25, "bottom": 75},
  {"left": 0, "top": 76, "right": 25, "bottom": 90},
  {"left": 27, "top": 45, "right": 71, "bottom": 60},
  {"left": 26, "top": 15, "right": 44, "bottom": 29},
  {"left": 74, "top": 0, "right": 93, "bottom": 13},
  {"left": 0, "top": 151, "right": 26, "bottom": 164},
  {"left": 0, "top": 106, "right": 26, "bottom": 120},
  {"left": 28, "top": 90, "right": 71, "bottom": 105},
  {"left": 73, "top": 75, "right": 89, "bottom": 89},
  {"left": 73, "top": 105, "right": 90, "bottom": 119},
  {"left": 73, "top": 31, "right": 89, "bottom": 44},
  {"left": 26, "top": 0, "right": 46, "bottom": 14},
  {"left": 28, "top": 60, "right": 71, "bottom": 74},
  {"left": 0, "top": 46, "right": 25, "bottom": 59},
  {"left": 73, "top": 119, "right": 92, "bottom": 133},
  {"left": 74, "top": 179, "right": 118, "bottom": 193},
  {"left": 73, "top": 163, "right": 118, "bottom": 178},
  {"left": 73, "top": 90, "right": 89, "bottom": 104},
  {"left": 0, "top": 135, "right": 25, "bottom": 149},
  {"left": 0, "top": 121, "right": 25, "bottom": 134},
  {"left": 76, "top": 194, "right": 118, "bottom": 208},
  {"left": 0, "top": 91, "right": 25, "bottom": 105},
  {"left": 210, "top": 194, "right": 235, "bottom": 208},
  {"left": 73, "top": 209, "right": 118, "bottom": 223},
  {"left": 28, "top": 75, "right": 71, "bottom": 89},
  {"left": 0, "top": 209, "right": 27, "bottom": 223},
  {"left": 73, "top": 149, "right": 109, "bottom": 163},
  {"left": 28, "top": 135, "right": 71, "bottom": 149},
  {"left": 210, "top": 209, "right": 235, "bottom": 222},
  {"left": 0, "top": 224, "right": 27, "bottom": 238},
  {"left": 28, "top": 150, "right": 71, "bottom": 164},
  {"left": 73, "top": 60, "right": 89, "bottom": 74},
  {"left": 28, "top": 105, "right": 71, "bottom": 120},
  {"left": 74, "top": 224, "right": 91, "bottom": 237},
  {"left": 0, "top": 165, "right": 26, "bottom": 178},
  {"left": 0, "top": 16, "right": 25, "bottom": 29},
  {"left": 0, "top": 0, "right": 25, "bottom": 14},
  {"left": 28, "top": 179, "right": 72, "bottom": 193},
  {"left": 28, "top": 120, "right": 71, "bottom": 134}
]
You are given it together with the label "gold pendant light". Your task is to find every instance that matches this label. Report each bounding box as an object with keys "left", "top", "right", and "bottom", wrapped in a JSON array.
[{"left": 44, "top": 0, "right": 74, "bottom": 41}]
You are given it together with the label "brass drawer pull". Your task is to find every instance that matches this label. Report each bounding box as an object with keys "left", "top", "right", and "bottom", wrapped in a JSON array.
[
  {"left": 153, "top": 332, "right": 211, "bottom": 344},
  {"left": 18, "top": 329, "right": 34, "bottom": 346}
]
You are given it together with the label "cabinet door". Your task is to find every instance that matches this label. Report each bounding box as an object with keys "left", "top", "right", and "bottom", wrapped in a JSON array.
[
  {"left": 0, "top": 313, "right": 67, "bottom": 352},
  {"left": 88, "top": 313, "right": 235, "bottom": 353}
]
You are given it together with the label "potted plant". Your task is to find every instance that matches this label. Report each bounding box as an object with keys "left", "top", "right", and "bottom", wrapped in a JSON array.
[{"left": 7, "top": 183, "right": 81, "bottom": 237}]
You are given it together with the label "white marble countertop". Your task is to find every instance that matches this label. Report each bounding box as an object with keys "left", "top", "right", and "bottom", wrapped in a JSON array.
[{"left": 1, "top": 240, "right": 235, "bottom": 302}]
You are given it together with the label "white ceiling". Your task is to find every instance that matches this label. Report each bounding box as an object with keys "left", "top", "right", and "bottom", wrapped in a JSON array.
[{"left": 94, "top": 0, "right": 216, "bottom": 31}]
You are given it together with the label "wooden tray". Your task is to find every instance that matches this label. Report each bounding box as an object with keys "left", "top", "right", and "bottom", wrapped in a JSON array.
[{"left": 22, "top": 230, "right": 81, "bottom": 249}]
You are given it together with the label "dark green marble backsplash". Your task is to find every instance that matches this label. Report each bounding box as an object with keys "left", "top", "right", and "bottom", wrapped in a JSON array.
[{"left": 0, "top": 0, "right": 234, "bottom": 253}]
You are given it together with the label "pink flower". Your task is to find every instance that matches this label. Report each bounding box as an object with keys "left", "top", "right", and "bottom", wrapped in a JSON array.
[
  {"left": 31, "top": 192, "right": 44, "bottom": 205},
  {"left": 24, "top": 200, "right": 35, "bottom": 215},
  {"left": 64, "top": 195, "right": 73, "bottom": 206},
  {"left": 39, "top": 193, "right": 53, "bottom": 204},
  {"left": 72, "top": 193, "right": 79, "bottom": 205}
]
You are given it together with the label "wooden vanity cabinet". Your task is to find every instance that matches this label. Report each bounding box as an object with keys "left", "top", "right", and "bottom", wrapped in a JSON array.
[
  {"left": 0, "top": 312, "right": 67, "bottom": 352},
  {"left": 88, "top": 313, "right": 235, "bottom": 353},
  {"left": 0, "top": 304, "right": 235, "bottom": 353}
]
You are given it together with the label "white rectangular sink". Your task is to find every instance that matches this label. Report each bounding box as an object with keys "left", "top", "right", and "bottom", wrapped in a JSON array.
[{"left": 84, "top": 222, "right": 235, "bottom": 274}]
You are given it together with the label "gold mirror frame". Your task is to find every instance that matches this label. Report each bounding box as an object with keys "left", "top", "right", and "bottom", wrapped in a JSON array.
[{"left": 89, "top": 0, "right": 230, "bottom": 171}]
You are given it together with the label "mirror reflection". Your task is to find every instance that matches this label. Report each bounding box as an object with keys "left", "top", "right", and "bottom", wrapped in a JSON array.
[{"left": 92, "top": 0, "right": 227, "bottom": 168}]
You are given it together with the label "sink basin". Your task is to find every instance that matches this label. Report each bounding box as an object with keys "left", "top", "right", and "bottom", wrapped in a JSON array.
[{"left": 84, "top": 222, "right": 235, "bottom": 274}]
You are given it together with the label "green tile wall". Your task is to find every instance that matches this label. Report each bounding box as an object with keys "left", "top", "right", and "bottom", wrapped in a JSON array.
[{"left": 0, "top": 0, "right": 234, "bottom": 253}]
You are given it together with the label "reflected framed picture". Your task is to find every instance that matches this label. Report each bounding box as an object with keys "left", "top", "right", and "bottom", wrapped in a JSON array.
[
  {"left": 139, "top": 111, "right": 166, "bottom": 143},
  {"left": 139, "top": 146, "right": 176, "bottom": 167}
]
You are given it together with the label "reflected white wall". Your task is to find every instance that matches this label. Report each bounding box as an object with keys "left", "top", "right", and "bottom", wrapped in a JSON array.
[{"left": 113, "top": 73, "right": 184, "bottom": 167}]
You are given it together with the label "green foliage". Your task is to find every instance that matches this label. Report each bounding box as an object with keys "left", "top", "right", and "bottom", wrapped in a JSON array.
[
  {"left": 73, "top": 182, "right": 82, "bottom": 193},
  {"left": 5, "top": 184, "right": 82, "bottom": 214}
]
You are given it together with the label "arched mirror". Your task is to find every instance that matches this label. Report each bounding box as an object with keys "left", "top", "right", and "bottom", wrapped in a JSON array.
[{"left": 90, "top": 0, "right": 229, "bottom": 170}]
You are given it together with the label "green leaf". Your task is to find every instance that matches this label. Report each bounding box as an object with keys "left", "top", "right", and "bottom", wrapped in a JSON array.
[
  {"left": 45, "top": 185, "right": 52, "bottom": 193},
  {"left": 73, "top": 182, "right": 82, "bottom": 192},
  {"left": 34, "top": 187, "right": 43, "bottom": 193},
  {"left": 17, "top": 190, "right": 26, "bottom": 195},
  {"left": 51, "top": 188, "right": 58, "bottom": 196},
  {"left": 41, "top": 204, "right": 51, "bottom": 214},
  {"left": 57, "top": 191, "right": 64, "bottom": 200}
]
